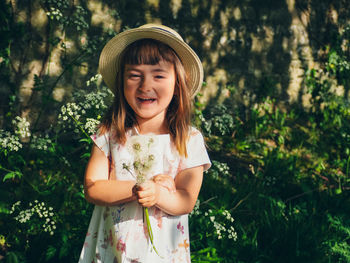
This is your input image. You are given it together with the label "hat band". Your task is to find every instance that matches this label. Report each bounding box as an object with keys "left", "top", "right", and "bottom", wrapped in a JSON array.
[{"left": 151, "top": 26, "right": 179, "bottom": 38}]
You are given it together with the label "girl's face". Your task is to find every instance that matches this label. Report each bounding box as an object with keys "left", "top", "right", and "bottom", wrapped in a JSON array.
[{"left": 123, "top": 60, "right": 176, "bottom": 129}]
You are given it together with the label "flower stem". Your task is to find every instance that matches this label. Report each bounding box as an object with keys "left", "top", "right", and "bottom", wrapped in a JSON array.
[
  {"left": 69, "top": 114, "right": 91, "bottom": 141},
  {"left": 144, "top": 207, "right": 163, "bottom": 258}
]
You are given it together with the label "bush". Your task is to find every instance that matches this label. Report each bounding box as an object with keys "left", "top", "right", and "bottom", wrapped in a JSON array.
[{"left": 188, "top": 24, "right": 350, "bottom": 262}]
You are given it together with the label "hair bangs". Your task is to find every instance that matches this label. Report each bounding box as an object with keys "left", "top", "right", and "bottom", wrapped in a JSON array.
[{"left": 122, "top": 39, "right": 179, "bottom": 66}]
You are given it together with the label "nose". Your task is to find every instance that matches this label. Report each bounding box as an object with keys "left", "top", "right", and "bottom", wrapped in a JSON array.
[{"left": 139, "top": 75, "right": 152, "bottom": 92}]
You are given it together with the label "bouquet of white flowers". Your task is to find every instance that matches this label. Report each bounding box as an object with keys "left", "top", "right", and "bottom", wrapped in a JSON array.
[{"left": 122, "top": 135, "right": 162, "bottom": 257}]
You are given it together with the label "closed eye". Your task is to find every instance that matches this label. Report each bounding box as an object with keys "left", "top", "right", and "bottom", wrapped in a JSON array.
[{"left": 128, "top": 74, "right": 141, "bottom": 79}]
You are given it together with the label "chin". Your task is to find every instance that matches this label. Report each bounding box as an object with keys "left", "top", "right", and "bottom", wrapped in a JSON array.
[{"left": 136, "top": 111, "right": 165, "bottom": 120}]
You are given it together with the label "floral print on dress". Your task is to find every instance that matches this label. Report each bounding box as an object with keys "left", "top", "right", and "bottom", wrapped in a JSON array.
[
  {"left": 111, "top": 205, "right": 125, "bottom": 225},
  {"left": 177, "top": 222, "right": 185, "bottom": 234},
  {"left": 154, "top": 208, "right": 164, "bottom": 228},
  {"left": 78, "top": 127, "right": 211, "bottom": 263},
  {"left": 116, "top": 239, "right": 126, "bottom": 253}
]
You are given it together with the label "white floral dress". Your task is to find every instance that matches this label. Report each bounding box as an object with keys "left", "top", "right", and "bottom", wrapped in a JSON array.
[{"left": 78, "top": 127, "right": 211, "bottom": 263}]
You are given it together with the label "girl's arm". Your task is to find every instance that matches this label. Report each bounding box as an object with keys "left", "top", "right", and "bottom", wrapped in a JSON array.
[
  {"left": 84, "top": 145, "right": 137, "bottom": 206},
  {"left": 136, "top": 165, "right": 204, "bottom": 216}
]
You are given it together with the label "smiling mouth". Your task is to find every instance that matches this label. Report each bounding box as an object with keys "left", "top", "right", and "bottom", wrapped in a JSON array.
[{"left": 137, "top": 97, "right": 156, "bottom": 103}]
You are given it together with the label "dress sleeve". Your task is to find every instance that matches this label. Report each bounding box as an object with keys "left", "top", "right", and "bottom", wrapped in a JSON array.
[
  {"left": 90, "top": 131, "right": 110, "bottom": 158},
  {"left": 179, "top": 128, "right": 211, "bottom": 171}
]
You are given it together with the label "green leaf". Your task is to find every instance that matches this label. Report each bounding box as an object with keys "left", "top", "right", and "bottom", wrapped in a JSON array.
[
  {"left": 335, "top": 188, "right": 342, "bottom": 195},
  {"left": 80, "top": 152, "right": 91, "bottom": 159},
  {"left": 2, "top": 171, "right": 21, "bottom": 182},
  {"left": 5, "top": 251, "right": 19, "bottom": 263},
  {"left": 79, "top": 138, "right": 91, "bottom": 143},
  {"left": 45, "top": 245, "right": 57, "bottom": 261},
  {"left": 59, "top": 240, "right": 69, "bottom": 258},
  {"left": 0, "top": 205, "right": 10, "bottom": 214}
]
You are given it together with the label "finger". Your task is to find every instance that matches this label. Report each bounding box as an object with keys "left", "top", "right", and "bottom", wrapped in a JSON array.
[
  {"left": 160, "top": 181, "right": 176, "bottom": 192},
  {"left": 138, "top": 196, "right": 156, "bottom": 207},
  {"left": 137, "top": 181, "right": 152, "bottom": 191},
  {"left": 132, "top": 184, "right": 140, "bottom": 195},
  {"left": 153, "top": 177, "right": 176, "bottom": 193},
  {"left": 137, "top": 187, "right": 156, "bottom": 199}
]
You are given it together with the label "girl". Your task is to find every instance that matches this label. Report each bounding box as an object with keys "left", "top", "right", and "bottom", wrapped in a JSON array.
[{"left": 79, "top": 24, "right": 211, "bottom": 263}]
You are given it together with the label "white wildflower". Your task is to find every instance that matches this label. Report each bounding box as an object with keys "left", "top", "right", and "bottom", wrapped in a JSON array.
[
  {"left": 12, "top": 116, "right": 31, "bottom": 138},
  {"left": 57, "top": 87, "right": 112, "bottom": 135},
  {"left": 66, "top": 102, "right": 81, "bottom": 119},
  {"left": 122, "top": 134, "right": 162, "bottom": 257},
  {"left": 209, "top": 160, "right": 230, "bottom": 180},
  {"left": 0, "top": 130, "right": 23, "bottom": 152},
  {"left": 30, "top": 134, "right": 52, "bottom": 151},
  {"left": 12, "top": 200, "right": 57, "bottom": 236},
  {"left": 46, "top": 7, "right": 63, "bottom": 21},
  {"left": 84, "top": 118, "right": 100, "bottom": 135},
  {"left": 190, "top": 199, "right": 201, "bottom": 217},
  {"left": 205, "top": 208, "right": 238, "bottom": 241},
  {"left": 10, "top": 201, "right": 21, "bottom": 214},
  {"left": 86, "top": 74, "right": 102, "bottom": 86},
  {"left": 124, "top": 135, "right": 159, "bottom": 184}
]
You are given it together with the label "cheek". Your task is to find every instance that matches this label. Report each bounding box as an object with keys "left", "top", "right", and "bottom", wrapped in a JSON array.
[{"left": 162, "top": 79, "right": 176, "bottom": 96}]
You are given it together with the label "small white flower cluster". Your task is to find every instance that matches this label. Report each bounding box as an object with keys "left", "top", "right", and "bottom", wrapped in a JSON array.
[
  {"left": 124, "top": 135, "right": 158, "bottom": 184},
  {"left": 10, "top": 200, "right": 21, "bottom": 213},
  {"left": 84, "top": 118, "right": 100, "bottom": 135},
  {"left": 58, "top": 102, "right": 83, "bottom": 133},
  {"left": 30, "top": 134, "right": 52, "bottom": 151},
  {"left": 0, "top": 130, "right": 22, "bottom": 152},
  {"left": 86, "top": 74, "right": 102, "bottom": 86},
  {"left": 222, "top": 210, "right": 238, "bottom": 240},
  {"left": 208, "top": 160, "right": 231, "bottom": 180},
  {"left": 58, "top": 88, "right": 112, "bottom": 135},
  {"left": 12, "top": 116, "right": 31, "bottom": 138},
  {"left": 46, "top": 7, "right": 63, "bottom": 21},
  {"left": 190, "top": 200, "right": 238, "bottom": 241},
  {"left": 205, "top": 209, "right": 238, "bottom": 241},
  {"left": 10, "top": 200, "right": 57, "bottom": 236},
  {"left": 59, "top": 102, "right": 82, "bottom": 122},
  {"left": 82, "top": 90, "right": 111, "bottom": 111},
  {"left": 215, "top": 161, "right": 230, "bottom": 176},
  {"left": 190, "top": 199, "right": 201, "bottom": 217}
]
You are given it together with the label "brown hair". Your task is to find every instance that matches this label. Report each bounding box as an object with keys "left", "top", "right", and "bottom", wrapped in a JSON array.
[{"left": 99, "top": 39, "right": 191, "bottom": 156}]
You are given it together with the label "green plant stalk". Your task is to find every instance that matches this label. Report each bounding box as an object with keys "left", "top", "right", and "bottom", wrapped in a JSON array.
[
  {"left": 69, "top": 114, "right": 91, "bottom": 141},
  {"left": 0, "top": 165, "right": 17, "bottom": 174},
  {"left": 144, "top": 207, "right": 162, "bottom": 258}
]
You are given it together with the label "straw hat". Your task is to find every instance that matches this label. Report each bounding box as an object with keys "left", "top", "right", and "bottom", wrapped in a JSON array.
[{"left": 98, "top": 24, "right": 203, "bottom": 97}]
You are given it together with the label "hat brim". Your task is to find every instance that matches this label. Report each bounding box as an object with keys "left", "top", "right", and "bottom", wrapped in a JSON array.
[{"left": 99, "top": 27, "right": 203, "bottom": 98}]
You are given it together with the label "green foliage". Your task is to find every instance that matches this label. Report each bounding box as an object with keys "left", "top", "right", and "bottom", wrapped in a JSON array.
[
  {"left": 188, "top": 25, "right": 350, "bottom": 262},
  {"left": 323, "top": 215, "right": 350, "bottom": 262},
  {"left": 43, "top": 0, "right": 89, "bottom": 31},
  {"left": 0, "top": 84, "right": 108, "bottom": 262},
  {"left": 191, "top": 90, "right": 349, "bottom": 262}
]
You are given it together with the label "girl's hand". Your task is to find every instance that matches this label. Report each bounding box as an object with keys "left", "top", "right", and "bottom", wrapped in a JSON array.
[
  {"left": 134, "top": 175, "right": 176, "bottom": 207},
  {"left": 152, "top": 174, "right": 176, "bottom": 193},
  {"left": 134, "top": 181, "right": 160, "bottom": 208}
]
